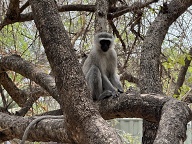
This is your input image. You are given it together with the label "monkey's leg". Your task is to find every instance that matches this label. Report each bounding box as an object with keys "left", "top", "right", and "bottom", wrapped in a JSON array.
[
  {"left": 86, "top": 65, "right": 102, "bottom": 100},
  {"left": 97, "top": 76, "right": 119, "bottom": 100},
  {"left": 102, "top": 75, "right": 116, "bottom": 92}
]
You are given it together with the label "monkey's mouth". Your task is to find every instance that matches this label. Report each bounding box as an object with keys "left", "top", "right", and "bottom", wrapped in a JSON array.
[{"left": 101, "top": 46, "right": 109, "bottom": 52}]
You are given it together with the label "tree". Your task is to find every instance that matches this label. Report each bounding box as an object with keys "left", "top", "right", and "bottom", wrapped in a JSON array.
[{"left": 0, "top": 0, "right": 192, "bottom": 143}]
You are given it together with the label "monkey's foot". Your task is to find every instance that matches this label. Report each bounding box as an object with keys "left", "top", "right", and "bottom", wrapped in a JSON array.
[
  {"left": 98, "top": 90, "right": 122, "bottom": 100},
  {"left": 98, "top": 90, "right": 113, "bottom": 100}
]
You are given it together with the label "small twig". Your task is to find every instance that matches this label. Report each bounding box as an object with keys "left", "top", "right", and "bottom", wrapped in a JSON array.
[
  {"left": 20, "top": 1, "right": 29, "bottom": 13},
  {"left": 0, "top": 85, "right": 7, "bottom": 108},
  {"left": 108, "top": 20, "right": 126, "bottom": 52},
  {"left": 174, "top": 48, "right": 192, "bottom": 97},
  {"left": 111, "top": 0, "right": 159, "bottom": 18}
]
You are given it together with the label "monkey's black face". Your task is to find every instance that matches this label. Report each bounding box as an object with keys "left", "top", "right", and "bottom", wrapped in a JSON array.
[{"left": 100, "top": 40, "right": 111, "bottom": 52}]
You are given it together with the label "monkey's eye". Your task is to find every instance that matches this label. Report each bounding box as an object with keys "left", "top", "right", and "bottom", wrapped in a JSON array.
[{"left": 100, "top": 40, "right": 111, "bottom": 46}]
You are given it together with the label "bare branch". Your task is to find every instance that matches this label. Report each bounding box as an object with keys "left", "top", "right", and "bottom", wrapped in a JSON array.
[
  {"left": 20, "top": 1, "right": 29, "bottom": 13},
  {"left": 173, "top": 48, "right": 192, "bottom": 97},
  {"left": 108, "top": 19, "right": 126, "bottom": 52},
  {"left": 111, "top": 0, "right": 159, "bottom": 18},
  {"left": 58, "top": 4, "right": 95, "bottom": 12},
  {"left": 16, "top": 87, "right": 48, "bottom": 116},
  {"left": 0, "top": 72, "right": 27, "bottom": 106},
  {"left": 120, "top": 72, "right": 139, "bottom": 85},
  {"left": 0, "top": 2, "right": 159, "bottom": 31},
  {"left": 0, "top": 55, "right": 59, "bottom": 102}
]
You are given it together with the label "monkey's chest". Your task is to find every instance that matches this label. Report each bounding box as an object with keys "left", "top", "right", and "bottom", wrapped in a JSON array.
[{"left": 99, "top": 60, "right": 115, "bottom": 76}]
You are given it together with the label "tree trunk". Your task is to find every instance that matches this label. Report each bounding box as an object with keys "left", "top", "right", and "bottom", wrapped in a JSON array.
[
  {"left": 29, "top": 0, "right": 122, "bottom": 143},
  {"left": 140, "top": 0, "right": 192, "bottom": 143},
  {"left": 95, "top": 0, "right": 109, "bottom": 32}
]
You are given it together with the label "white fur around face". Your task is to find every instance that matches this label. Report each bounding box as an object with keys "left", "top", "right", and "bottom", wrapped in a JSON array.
[{"left": 93, "top": 32, "right": 114, "bottom": 51}]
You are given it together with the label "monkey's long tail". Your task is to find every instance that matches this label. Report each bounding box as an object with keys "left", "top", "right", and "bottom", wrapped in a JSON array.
[{"left": 20, "top": 115, "right": 64, "bottom": 144}]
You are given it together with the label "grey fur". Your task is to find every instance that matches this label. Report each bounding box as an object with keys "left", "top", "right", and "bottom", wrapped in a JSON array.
[{"left": 82, "top": 32, "right": 123, "bottom": 101}]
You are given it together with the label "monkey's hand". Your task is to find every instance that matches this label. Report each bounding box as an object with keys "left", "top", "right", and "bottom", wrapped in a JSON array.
[
  {"left": 112, "top": 90, "right": 123, "bottom": 99},
  {"left": 98, "top": 90, "right": 122, "bottom": 100},
  {"left": 118, "top": 88, "right": 124, "bottom": 93}
]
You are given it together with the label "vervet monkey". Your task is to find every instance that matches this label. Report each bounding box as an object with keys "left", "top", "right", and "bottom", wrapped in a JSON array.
[{"left": 82, "top": 32, "right": 123, "bottom": 101}]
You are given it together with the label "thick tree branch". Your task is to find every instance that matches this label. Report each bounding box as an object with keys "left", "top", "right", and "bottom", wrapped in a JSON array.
[
  {"left": 5, "top": 0, "right": 20, "bottom": 19},
  {"left": 0, "top": 71, "right": 47, "bottom": 109},
  {"left": 140, "top": 0, "right": 192, "bottom": 143},
  {"left": 0, "top": 0, "right": 20, "bottom": 30},
  {"left": 111, "top": 0, "right": 158, "bottom": 18},
  {"left": 140, "top": 0, "right": 192, "bottom": 93},
  {"left": 0, "top": 55, "right": 59, "bottom": 102},
  {"left": 0, "top": 93, "right": 191, "bottom": 142},
  {"left": 2, "top": 73, "right": 50, "bottom": 115},
  {"left": 154, "top": 99, "right": 191, "bottom": 143},
  {"left": 0, "top": 72, "right": 27, "bottom": 106},
  {"left": 29, "top": 0, "right": 123, "bottom": 143},
  {"left": 0, "top": 2, "right": 158, "bottom": 30},
  {"left": 58, "top": 4, "right": 95, "bottom": 12},
  {"left": 0, "top": 112, "right": 69, "bottom": 143},
  {"left": 15, "top": 87, "right": 49, "bottom": 116},
  {"left": 95, "top": 0, "right": 109, "bottom": 32}
]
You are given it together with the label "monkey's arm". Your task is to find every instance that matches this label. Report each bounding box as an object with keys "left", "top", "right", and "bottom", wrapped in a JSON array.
[
  {"left": 110, "top": 74, "right": 124, "bottom": 93},
  {"left": 102, "top": 75, "right": 116, "bottom": 92},
  {"left": 97, "top": 75, "right": 120, "bottom": 100},
  {"left": 85, "top": 65, "right": 103, "bottom": 101}
]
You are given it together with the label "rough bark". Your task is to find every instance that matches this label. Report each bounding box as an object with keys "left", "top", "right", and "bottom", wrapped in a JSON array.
[
  {"left": 95, "top": 0, "right": 109, "bottom": 32},
  {"left": 0, "top": 71, "right": 47, "bottom": 108},
  {"left": 29, "top": 0, "right": 122, "bottom": 143},
  {"left": 140, "top": 0, "right": 192, "bottom": 143},
  {"left": 0, "top": 93, "right": 191, "bottom": 143},
  {"left": 0, "top": 72, "right": 27, "bottom": 106},
  {"left": 154, "top": 99, "right": 191, "bottom": 143},
  {"left": 5, "top": 0, "right": 20, "bottom": 20},
  {"left": 0, "top": 112, "right": 69, "bottom": 143}
]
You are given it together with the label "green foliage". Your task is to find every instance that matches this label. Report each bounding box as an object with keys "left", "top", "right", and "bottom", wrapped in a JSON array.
[
  {"left": 162, "top": 45, "right": 192, "bottom": 98},
  {"left": 0, "top": 23, "right": 34, "bottom": 57},
  {"left": 179, "top": 85, "right": 190, "bottom": 98},
  {"left": 162, "top": 61, "right": 174, "bottom": 69}
]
